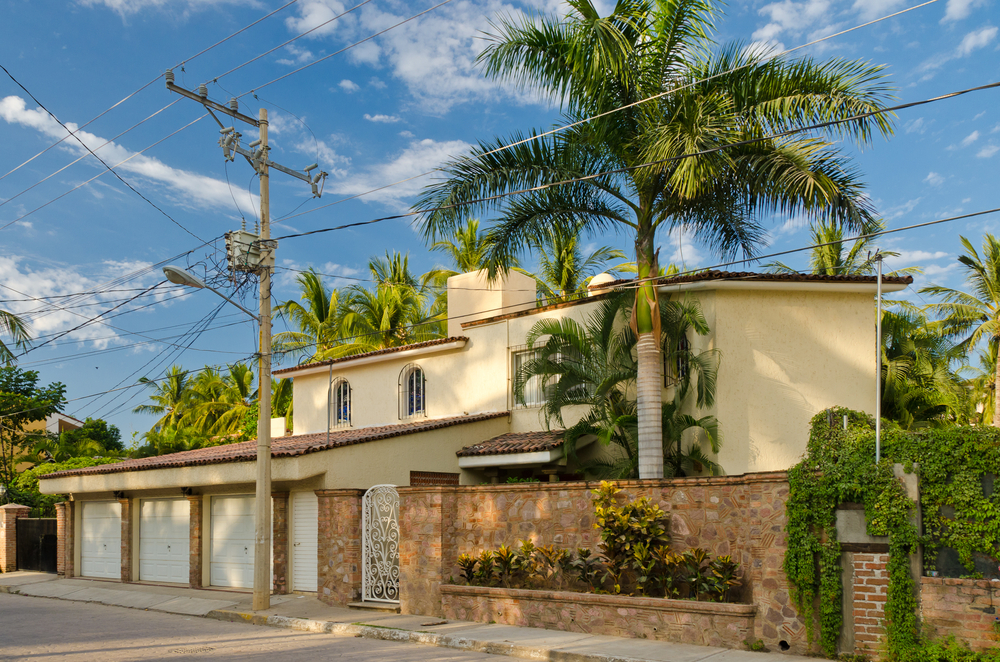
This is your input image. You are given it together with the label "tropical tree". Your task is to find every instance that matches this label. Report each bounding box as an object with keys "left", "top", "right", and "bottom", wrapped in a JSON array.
[
  {"left": 273, "top": 268, "right": 342, "bottom": 363},
  {"left": 766, "top": 220, "right": 914, "bottom": 276},
  {"left": 921, "top": 234, "right": 1000, "bottom": 427},
  {"left": 184, "top": 363, "right": 257, "bottom": 436},
  {"left": 422, "top": 219, "right": 497, "bottom": 287},
  {"left": 526, "top": 220, "right": 627, "bottom": 303},
  {"left": 133, "top": 365, "right": 191, "bottom": 432},
  {"left": 515, "top": 290, "right": 720, "bottom": 478},
  {"left": 0, "top": 367, "right": 65, "bottom": 503},
  {"left": 0, "top": 309, "right": 30, "bottom": 365},
  {"left": 416, "top": 0, "right": 892, "bottom": 477}
]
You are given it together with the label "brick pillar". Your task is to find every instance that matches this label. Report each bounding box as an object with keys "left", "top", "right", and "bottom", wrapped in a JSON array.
[
  {"left": 187, "top": 495, "right": 203, "bottom": 588},
  {"left": 0, "top": 503, "right": 31, "bottom": 572},
  {"left": 316, "top": 489, "right": 363, "bottom": 606},
  {"left": 64, "top": 500, "right": 74, "bottom": 578},
  {"left": 272, "top": 492, "right": 289, "bottom": 595},
  {"left": 397, "top": 486, "right": 456, "bottom": 617},
  {"left": 119, "top": 498, "right": 132, "bottom": 582},
  {"left": 55, "top": 502, "right": 66, "bottom": 576},
  {"left": 851, "top": 552, "right": 889, "bottom": 653}
]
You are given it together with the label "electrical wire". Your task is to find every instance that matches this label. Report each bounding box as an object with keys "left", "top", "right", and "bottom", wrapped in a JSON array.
[{"left": 272, "top": 80, "right": 1000, "bottom": 242}]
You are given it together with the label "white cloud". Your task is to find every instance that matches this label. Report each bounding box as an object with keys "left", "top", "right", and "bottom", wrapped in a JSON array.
[
  {"left": 399, "top": 130, "right": 415, "bottom": 138},
  {"left": 79, "top": 0, "right": 244, "bottom": 16},
  {"left": 852, "top": 0, "right": 906, "bottom": 21},
  {"left": 905, "top": 118, "right": 927, "bottom": 134},
  {"left": 0, "top": 95, "right": 257, "bottom": 214},
  {"left": 924, "top": 172, "right": 945, "bottom": 186},
  {"left": 664, "top": 227, "right": 705, "bottom": 268},
  {"left": 956, "top": 26, "right": 997, "bottom": 57},
  {"left": 338, "top": 79, "right": 360, "bottom": 93},
  {"left": 276, "top": 44, "right": 315, "bottom": 66},
  {"left": 284, "top": 0, "right": 354, "bottom": 38},
  {"left": 942, "top": 0, "right": 988, "bottom": 22},
  {"left": 275, "top": 258, "right": 362, "bottom": 292},
  {"left": 330, "top": 138, "right": 473, "bottom": 210},
  {"left": 364, "top": 113, "right": 401, "bottom": 123},
  {"left": 961, "top": 130, "right": 981, "bottom": 146},
  {"left": 884, "top": 198, "right": 921, "bottom": 220},
  {"left": 369, "top": 77, "right": 387, "bottom": 90},
  {"left": 306, "top": 139, "right": 350, "bottom": 177},
  {"left": 977, "top": 144, "right": 1000, "bottom": 158}
]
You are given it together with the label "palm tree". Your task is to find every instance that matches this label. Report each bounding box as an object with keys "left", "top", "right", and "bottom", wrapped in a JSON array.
[
  {"left": 274, "top": 268, "right": 341, "bottom": 363},
  {"left": 423, "top": 219, "right": 495, "bottom": 286},
  {"left": 526, "top": 220, "right": 627, "bottom": 303},
  {"left": 922, "top": 234, "right": 1000, "bottom": 427},
  {"left": 766, "top": 219, "right": 917, "bottom": 277},
  {"left": 416, "top": 0, "right": 892, "bottom": 477},
  {"left": 515, "top": 291, "right": 720, "bottom": 478},
  {"left": 133, "top": 365, "right": 191, "bottom": 433},
  {"left": 184, "top": 364, "right": 257, "bottom": 436},
  {"left": 0, "top": 309, "right": 30, "bottom": 365}
]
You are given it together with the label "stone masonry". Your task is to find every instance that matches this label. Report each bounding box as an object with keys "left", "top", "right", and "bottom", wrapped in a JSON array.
[
  {"left": 55, "top": 502, "right": 66, "bottom": 576},
  {"left": 0, "top": 503, "right": 31, "bottom": 572},
  {"left": 187, "top": 495, "right": 202, "bottom": 588},
  {"left": 397, "top": 473, "right": 804, "bottom": 653},
  {"left": 920, "top": 577, "right": 1000, "bottom": 651},
  {"left": 272, "top": 492, "right": 289, "bottom": 595},
  {"left": 119, "top": 498, "right": 132, "bottom": 582},
  {"left": 316, "top": 489, "right": 363, "bottom": 606}
]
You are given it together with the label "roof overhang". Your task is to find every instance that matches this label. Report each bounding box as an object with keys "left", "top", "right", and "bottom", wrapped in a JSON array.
[
  {"left": 656, "top": 280, "right": 909, "bottom": 294},
  {"left": 276, "top": 338, "right": 468, "bottom": 378},
  {"left": 459, "top": 448, "right": 563, "bottom": 468}
]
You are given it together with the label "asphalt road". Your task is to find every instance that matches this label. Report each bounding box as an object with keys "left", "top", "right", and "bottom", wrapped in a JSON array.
[{"left": 0, "top": 593, "right": 500, "bottom": 662}]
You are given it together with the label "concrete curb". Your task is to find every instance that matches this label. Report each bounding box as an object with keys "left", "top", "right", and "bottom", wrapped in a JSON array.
[{"left": 204, "top": 608, "right": 648, "bottom": 662}]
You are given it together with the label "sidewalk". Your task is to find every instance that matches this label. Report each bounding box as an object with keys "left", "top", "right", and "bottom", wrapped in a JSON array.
[{"left": 0, "top": 572, "right": 808, "bottom": 662}]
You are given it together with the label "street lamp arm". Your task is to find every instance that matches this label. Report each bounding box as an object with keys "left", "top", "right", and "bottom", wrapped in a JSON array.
[
  {"left": 162, "top": 266, "right": 259, "bottom": 322},
  {"left": 203, "top": 285, "right": 260, "bottom": 323}
]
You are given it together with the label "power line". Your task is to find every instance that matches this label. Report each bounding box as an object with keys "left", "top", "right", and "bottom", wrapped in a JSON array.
[
  {"left": 272, "top": 80, "right": 1000, "bottom": 243},
  {"left": 0, "top": 64, "right": 207, "bottom": 243},
  {"left": 0, "top": 0, "right": 301, "bottom": 185},
  {"left": 273, "top": 0, "right": 944, "bottom": 224}
]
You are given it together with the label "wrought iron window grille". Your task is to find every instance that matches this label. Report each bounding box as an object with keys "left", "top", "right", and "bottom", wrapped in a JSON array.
[
  {"left": 330, "top": 376, "right": 351, "bottom": 429},
  {"left": 664, "top": 334, "right": 691, "bottom": 387},
  {"left": 398, "top": 363, "right": 426, "bottom": 420}
]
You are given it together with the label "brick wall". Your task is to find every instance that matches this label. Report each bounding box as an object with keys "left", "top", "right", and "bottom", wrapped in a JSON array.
[
  {"left": 119, "top": 498, "right": 132, "bottom": 582},
  {"left": 64, "top": 501, "right": 74, "bottom": 578},
  {"left": 316, "top": 489, "right": 363, "bottom": 606},
  {"left": 0, "top": 503, "right": 31, "bottom": 572},
  {"left": 409, "top": 471, "right": 460, "bottom": 486},
  {"left": 272, "top": 492, "right": 289, "bottom": 595},
  {"left": 54, "top": 502, "right": 66, "bottom": 576},
  {"left": 397, "top": 473, "right": 805, "bottom": 653},
  {"left": 851, "top": 553, "right": 889, "bottom": 652},
  {"left": 187, "top": 495, "right": 202, "bottom": 588},
  {"left": 920, "top": 577, "right": 1000, "bottom": 651}
]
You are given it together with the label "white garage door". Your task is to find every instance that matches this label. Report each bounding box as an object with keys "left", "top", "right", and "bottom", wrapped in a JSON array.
[
  {"left": 81, "top": 501, "right": 121, "bottom": 579},
  {"left": 210, "top": 495, "right": 255, "bottom": 588},
  {"left": 291, "top": 491, "right": 318, "bottom": 592},
  {"left": 139, "top": 499, "right": 189, "bottom": 584}
]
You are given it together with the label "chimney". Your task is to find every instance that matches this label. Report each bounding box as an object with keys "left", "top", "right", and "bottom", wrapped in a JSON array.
[{"left": 447, "top": 270, "right": 537, "bottom": 337}]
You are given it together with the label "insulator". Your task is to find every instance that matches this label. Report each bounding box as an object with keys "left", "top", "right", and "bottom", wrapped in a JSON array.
[
  {"left": 165, "top": 69, "right": 174, "bottom": 84},
  {"left": 229, "top": 98, "right": 238, "bottom": 112},
  {"left": 198, "top": 83, "right": 208, "bottom": 98}
]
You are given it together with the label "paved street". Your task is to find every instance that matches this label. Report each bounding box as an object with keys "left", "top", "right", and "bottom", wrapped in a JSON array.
[{"left": 0, "top": 593, "right": 498, "bottom": 662}]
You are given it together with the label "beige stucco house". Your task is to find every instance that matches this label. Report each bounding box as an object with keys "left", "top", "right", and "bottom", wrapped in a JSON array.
[{"left": 38, "top": 269, "right": 908, "bottom": 599}]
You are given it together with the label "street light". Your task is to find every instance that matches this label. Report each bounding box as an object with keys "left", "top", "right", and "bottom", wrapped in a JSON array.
[{"left": 162, "top": 265, "right": 271, "bottom": 609}]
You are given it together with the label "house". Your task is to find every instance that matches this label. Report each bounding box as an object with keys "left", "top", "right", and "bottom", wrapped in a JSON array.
[
  {"left": 38, "top": 269, "right": 909, "bottom": 601},
  {"left": 13, "top": 412, "right": 83, "bottom": 472}
]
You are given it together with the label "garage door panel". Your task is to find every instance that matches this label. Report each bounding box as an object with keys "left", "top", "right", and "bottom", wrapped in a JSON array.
[
  {"left": 291, "top": 492, "right": 318, "bottom": 592},
  {"left": 138, "top": 499, "right": 189, "bottom": 584},
  {"left": 81, "top": 501, "right": 121, "bottom": 580},
  {"left": 210, "top": 496, "right": 255, "bottom": 589}
]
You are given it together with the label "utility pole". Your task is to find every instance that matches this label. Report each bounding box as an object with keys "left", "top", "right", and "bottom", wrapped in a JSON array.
[
  {"left": 874, "top": 252, "right": 883, "bottom": 464},
  {"left": 165, "top": 73, "right": 326, "bottom": 611}
]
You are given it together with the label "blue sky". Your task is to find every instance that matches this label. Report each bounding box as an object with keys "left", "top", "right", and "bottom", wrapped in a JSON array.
[{"left": 0, "top": 0, "right": 997, "bottom": 440}]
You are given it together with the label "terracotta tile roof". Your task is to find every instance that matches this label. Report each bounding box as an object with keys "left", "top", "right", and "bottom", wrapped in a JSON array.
[
  {"left": 463, "top": 271, "right": 913, "bottom": 328},
  {"left": 456, "top": 430, "right": 565, "bottom": 457},
  {"left": 41, "top": 412, "right": 509, "bottom": 479},
  {"left": 273, "top": 336, "right": 469, "bottom": 375}
]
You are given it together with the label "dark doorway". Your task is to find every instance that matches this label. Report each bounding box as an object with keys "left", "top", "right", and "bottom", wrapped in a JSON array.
[{"left": 16, "top": 518, "right": 57, "bottom": 573}]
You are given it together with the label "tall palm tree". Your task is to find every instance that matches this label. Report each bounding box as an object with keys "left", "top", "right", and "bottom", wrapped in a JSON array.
[
  {"left": 526, "top": 220, "right": 627, "bottom": 303},
  {"left": 766, "top": 219, "right": 917, "bottom": 277},
  {"left": 922, "top": 234, "right": 1000, "bottom": 427},
  {"left": 184, "top": 364, "right": 257, "bottom": 436},
  {"left": 423, "top": 219, "right": 495, "bottom": 286},
  {"left": 0, "top": 309, "right": 31, "bottom": 365},
  {"left": 133, "top": 365, "right": 191, "bottom": 433},
  {"left": 416, "top": 0, "right": 892, "bottom": 477},
  {"left": 273, "top": 268, "right": 341, "bottom": 363}
]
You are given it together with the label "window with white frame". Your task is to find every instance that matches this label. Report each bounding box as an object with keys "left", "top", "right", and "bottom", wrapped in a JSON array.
[
  {"left": 330, "top": 377, "right": 351, "bottom": 428},
  {"left": 664, "top": 334, "right": 691, "bottom": 387},
  {"left": 511, "top": 346, "right": 545, "bottom": 408},
  {"left": 398, "top": 364, "right": 426, "bottom": 419}
]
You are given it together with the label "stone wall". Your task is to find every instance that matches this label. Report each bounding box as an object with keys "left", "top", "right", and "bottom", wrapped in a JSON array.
[
  {"left": 187, "top": 495, "right": 202, "bottom": 588},
  {"left": 119, "top": 498, "right": 132, "bottom": 583},
  {"left": 0, "top": 503, "right": 30, "bottom": 572},
  {"left": 272, "top": 492, "right": 289, "bottom": 595},
  {"left": 398, "top": 473, "right": 804, "bottom": 653},
  {"left": 442, "top": 585, "right": 757, "bottom": 649},
  {"left": 55, "top": 502, "right": 66, "bottom": 576},
  {"left": 920, "top": 577, "right": 1000, "bottom": 651},
  {"left": 316, "top": 489, "right": 363, "bottom": 606}
]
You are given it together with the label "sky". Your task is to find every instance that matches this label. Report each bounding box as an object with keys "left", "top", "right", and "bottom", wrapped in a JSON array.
[{"left": 0, "top": 0, "right": 997, "bottom": 441}]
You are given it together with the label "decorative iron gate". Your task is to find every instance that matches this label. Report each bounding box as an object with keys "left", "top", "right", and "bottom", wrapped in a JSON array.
[
  {"left": 361, "top": 484, "right": 399, "bottom": 603},
  {"left": 16, "top": 518, "right": 57, "bottom": 573}
]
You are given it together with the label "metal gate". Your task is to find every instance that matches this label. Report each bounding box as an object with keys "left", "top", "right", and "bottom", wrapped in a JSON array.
[
  {"left": 16, "top": 518, "right": 57, "bottom": 573},
  {"left": 361, "top": 484, "right": 399, "bottom": 603}
]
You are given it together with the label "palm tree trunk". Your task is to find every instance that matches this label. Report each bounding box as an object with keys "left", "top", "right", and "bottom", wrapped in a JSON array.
[{"left": 634, "top": 231, "right": 663, "bottom": 479}]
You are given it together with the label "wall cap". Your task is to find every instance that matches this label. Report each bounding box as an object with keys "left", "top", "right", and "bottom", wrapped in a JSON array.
[
  {"left": 441, "top": 584, "right": 757, "bottom": 615},
  {"left": 922, "top": 577, "right": 1000, "bottom": 589}
]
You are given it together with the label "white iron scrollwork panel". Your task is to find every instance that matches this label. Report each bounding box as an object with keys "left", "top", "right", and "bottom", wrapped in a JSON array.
[{"left": 361, "top": 484, "right": 400, "bottom": 603}]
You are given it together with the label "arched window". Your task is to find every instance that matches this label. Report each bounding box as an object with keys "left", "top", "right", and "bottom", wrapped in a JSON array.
[
  {"left": 398, "top": 364, "right": 426, "bottom": 419},
  {"left": 330, "top": 377, "right": 351, "bottom": 428}
]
